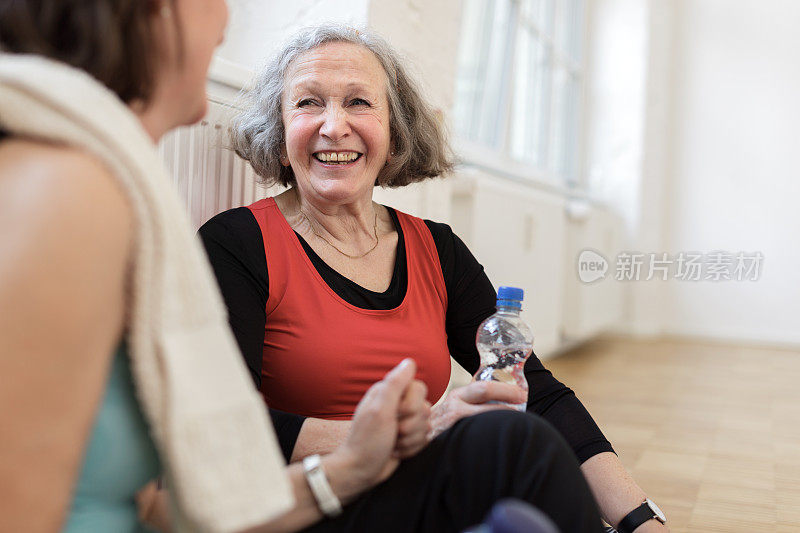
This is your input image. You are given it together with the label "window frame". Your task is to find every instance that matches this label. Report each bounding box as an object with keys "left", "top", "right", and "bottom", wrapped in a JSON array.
[{"left": 452, "top": 0, "right": 590, "bottom": 194}]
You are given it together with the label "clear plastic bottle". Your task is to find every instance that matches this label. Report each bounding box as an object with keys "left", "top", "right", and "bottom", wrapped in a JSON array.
[{"left": 474, "top": 286, "right": 534, "bottom": 412}]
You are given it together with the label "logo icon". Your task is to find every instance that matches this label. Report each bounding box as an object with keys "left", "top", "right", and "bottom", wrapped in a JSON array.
[{"left": 577, "top": 249, "right": 608, "bottom": 283}]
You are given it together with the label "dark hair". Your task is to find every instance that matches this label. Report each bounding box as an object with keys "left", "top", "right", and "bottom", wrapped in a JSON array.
[{"left": 0, "top": 0, "right": 172, "bottom": 103}]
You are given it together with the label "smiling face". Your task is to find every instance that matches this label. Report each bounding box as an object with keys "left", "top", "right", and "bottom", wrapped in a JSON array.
[{"left": 281, "top": 42, "right": 392, "bottom": 205}]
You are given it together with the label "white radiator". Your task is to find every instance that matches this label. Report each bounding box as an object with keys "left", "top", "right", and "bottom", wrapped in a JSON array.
[{"left": 157, "top": 98, "right": 281, "bottom": 230}]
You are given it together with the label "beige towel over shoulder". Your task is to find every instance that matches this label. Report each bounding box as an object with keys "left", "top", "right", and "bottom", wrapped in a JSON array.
[{"left": 0, "top": 54, "right": 294, "bottom": 533}]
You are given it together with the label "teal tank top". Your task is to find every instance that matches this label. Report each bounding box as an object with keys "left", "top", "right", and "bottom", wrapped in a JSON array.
[{"left": 63, "top": 345, "right": 161, "bottom": 532}]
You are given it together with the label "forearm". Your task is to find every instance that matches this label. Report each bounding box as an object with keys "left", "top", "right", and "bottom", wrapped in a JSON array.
[
  {"left": 289, "top": 418, "right": 351, "bottom": 463},
  {"left": 244, "top": 452, "right": 366, "bottom": 533},
  {"left": 142, "top": 437, "right": 383, "bottom": 533},
  {"left": 580, "top": 452, "right": 668, "bottom": 532}
]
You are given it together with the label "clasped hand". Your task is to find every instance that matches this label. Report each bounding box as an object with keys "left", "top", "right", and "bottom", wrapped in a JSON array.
[{"left": 338, "top": 358, "right": 432, "bottom": 485}]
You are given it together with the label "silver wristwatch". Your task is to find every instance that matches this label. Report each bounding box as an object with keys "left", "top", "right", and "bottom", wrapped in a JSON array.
[{"left": 302, "top": 454, "right": 343, "bottom": 517}]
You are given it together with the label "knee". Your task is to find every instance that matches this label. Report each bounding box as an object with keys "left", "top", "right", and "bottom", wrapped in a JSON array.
[
  {"left": 452, "top": 411, "right": 575, "bottom": 464},
  {"left": 455, "top": 410, "right": 560, "bottom": 442}
]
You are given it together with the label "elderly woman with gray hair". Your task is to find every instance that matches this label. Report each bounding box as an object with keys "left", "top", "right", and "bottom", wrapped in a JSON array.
[{"left": 200, "top": 25, "right": 667, "bottom": 533}]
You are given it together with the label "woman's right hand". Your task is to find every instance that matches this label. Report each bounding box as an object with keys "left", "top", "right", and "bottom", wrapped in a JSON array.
[
  {"left": 428, "top": 380, "right": 527, "bottom": 439},
  {"left": 333, "top": 358, "right": 427, "bottom": 488}
]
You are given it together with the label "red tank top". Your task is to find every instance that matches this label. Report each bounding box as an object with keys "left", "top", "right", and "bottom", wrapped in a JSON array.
[{"left": 248, "top": 198, "right": 451, "bottom": 420}]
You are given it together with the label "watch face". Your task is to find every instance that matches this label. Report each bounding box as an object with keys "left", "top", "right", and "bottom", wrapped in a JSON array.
[{"left": 647, "top": 499, "right": 667, "bottom": 522}]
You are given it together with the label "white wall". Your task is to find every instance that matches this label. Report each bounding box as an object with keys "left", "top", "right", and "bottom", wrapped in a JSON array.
[
  {"left": 368, "top": 0, "right": 462, "bottom": 222},
  {"left": 626, "top": 0, "right": 674, "bottom": 337},
  {"left": 587, "top": 0, "right": 800, "bottom": 347},
  {"left": 659, "top": 0, "right": 800, "bottom": 346},
  {"left": 367, "top": 0, "right": 462, "bottom": 118},
  {"left": 584, "top": 0, "right": 648, "bottom": 229},
  {"left": 215, "top": 0, "right": 369, "bottom": 73},
  {"left": 584, "top": 0, "right": 660, "bottom": 337}
]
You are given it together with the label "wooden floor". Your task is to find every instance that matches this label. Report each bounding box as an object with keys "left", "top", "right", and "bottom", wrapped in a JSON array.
[{"left": 546, "top": 337, "right": 800, "bottom": 532}]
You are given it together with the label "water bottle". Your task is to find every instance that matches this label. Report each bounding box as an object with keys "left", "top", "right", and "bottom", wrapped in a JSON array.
[{"left": 474, "top": 286, "right": 534, "bottom": 412}]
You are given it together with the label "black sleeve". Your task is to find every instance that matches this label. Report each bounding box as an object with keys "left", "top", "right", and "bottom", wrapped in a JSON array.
[
  {"left": 199, "top": 207, "right": 305, "bottom": 462},
  {"left": 424, "top": 220, "right": 614, "bottom": 464}
]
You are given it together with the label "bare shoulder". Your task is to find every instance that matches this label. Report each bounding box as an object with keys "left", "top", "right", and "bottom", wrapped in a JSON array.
[
  {"left": 0, "top": 137, "right": 134, "bottom": 370},
  {"left": 0, "top": 139, "right": 138, "bottom": 531},
  {"left": 0, "top": 137, "right": 114, "bottom": 175},
  {"left": 0, "top": 139, "right": 133, "bottom": 244}
]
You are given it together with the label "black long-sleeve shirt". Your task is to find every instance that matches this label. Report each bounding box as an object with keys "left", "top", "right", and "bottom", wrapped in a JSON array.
[{"left": 199, "top": 205, "right": 613, "bottom": 463}]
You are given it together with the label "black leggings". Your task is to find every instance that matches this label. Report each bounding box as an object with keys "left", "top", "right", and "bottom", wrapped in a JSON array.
[{"left": 304, "top": 411, "right": 604, "bottom": 533}]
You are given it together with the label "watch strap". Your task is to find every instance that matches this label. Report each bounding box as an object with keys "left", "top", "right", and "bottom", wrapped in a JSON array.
[
  {"left": 302, "top": 454, "right": 343, "bottom": 517},
  {"left": 617, "top": 501, "right": 656, "bottom": 533}
]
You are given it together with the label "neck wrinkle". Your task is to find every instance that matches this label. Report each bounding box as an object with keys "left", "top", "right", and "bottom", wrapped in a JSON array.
[{"left": 292, "top": 187, "right": 381, "bottom": 246}]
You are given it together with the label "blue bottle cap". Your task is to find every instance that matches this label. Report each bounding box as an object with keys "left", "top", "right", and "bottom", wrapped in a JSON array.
[
  {"left": 497, "top": 286, "right": 524, "bottom": 301},
  {"left": 496, "top": 286, "right": 523, "bottom": 309}
]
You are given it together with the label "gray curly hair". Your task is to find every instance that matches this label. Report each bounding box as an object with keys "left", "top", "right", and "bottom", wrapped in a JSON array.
[{"left": 230, "top": 24, "right": 455, "bottom": 188}]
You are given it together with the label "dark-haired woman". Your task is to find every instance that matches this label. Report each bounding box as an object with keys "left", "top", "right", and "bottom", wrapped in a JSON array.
[{"left": 0, "top": 2, "right": 432, "bottom": 532}]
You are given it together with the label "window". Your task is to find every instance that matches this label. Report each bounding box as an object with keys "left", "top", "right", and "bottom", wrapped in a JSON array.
[{"left": 453, "top": 0, "right": 585, "bottom": 187}]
